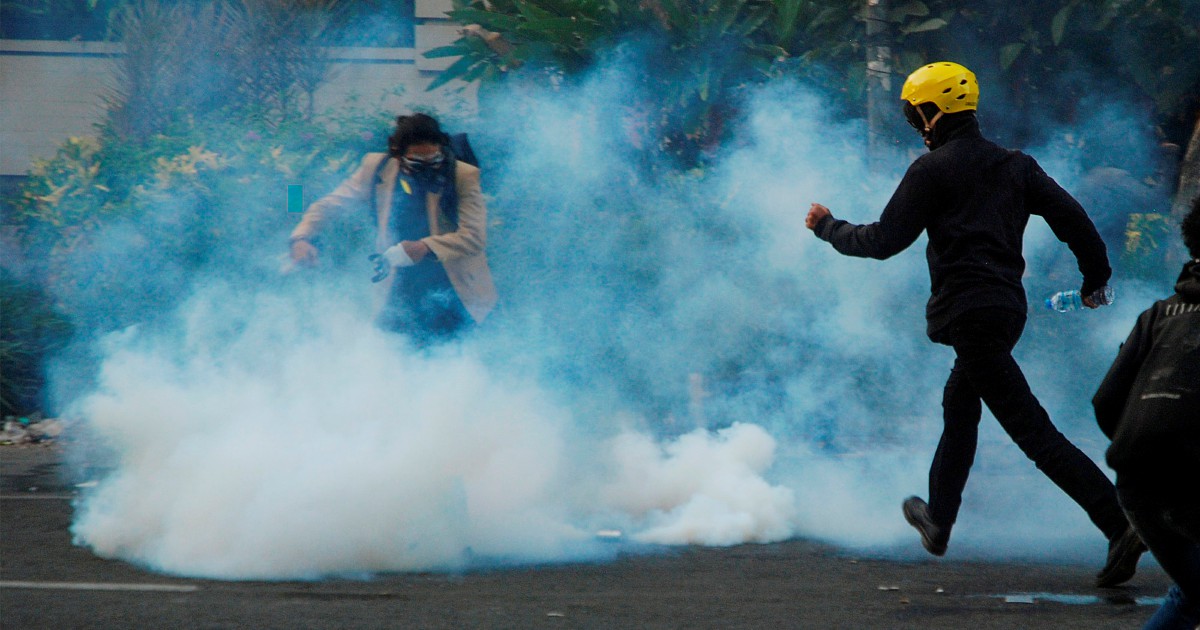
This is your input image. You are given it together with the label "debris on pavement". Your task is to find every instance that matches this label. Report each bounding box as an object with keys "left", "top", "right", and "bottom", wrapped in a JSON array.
[
  {"left": 0, "top": 420, "right": 30, "bottom": 444},
  {"left": 1, "top": 417, "right": 66, "bottom": 445}
]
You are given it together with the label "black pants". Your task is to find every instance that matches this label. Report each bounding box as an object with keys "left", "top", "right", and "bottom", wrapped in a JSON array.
[
  {"left": 377, "top": 261, "right": 472, "bottom": 346},
  {"left": 927, "top": 309, "right": 1127, "bottom": 539},
  {"left": 1118, "top": 472, "right": 1200, "bottom": 629}
]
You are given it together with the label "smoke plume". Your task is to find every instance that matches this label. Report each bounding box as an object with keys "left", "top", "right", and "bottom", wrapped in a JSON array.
[{"left": 58, "top": 43, "right": 1177, "bottom": 578}]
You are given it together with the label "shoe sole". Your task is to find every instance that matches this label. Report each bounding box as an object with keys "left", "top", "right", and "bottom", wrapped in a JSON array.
[
  {"left": 903, "top": 498, "right": 947, "bottom": 557},
  {"left": 1095, "top": 538, "right": 1145, "bottom": 588}
]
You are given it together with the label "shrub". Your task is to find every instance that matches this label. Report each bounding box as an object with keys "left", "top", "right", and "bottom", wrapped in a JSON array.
[
  {"left": 13, "top": 105, "right": 395, "bottom": 332},
  {"left": 0, "top": 269, "right": 73, "bottom": 416}
]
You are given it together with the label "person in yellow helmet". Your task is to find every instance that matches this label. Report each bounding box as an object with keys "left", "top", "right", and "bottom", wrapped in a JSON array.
[{"left": 803, "top": 62, "right": 1146, "bottom": 587}]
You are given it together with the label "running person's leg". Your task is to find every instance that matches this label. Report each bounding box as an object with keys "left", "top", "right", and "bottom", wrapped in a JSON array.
[
  {"left": 948, "top": 309, "right": 1141, "bottom": 585},
  {"left": 926, "top": 359, "right": 983, "bottom": 537}
]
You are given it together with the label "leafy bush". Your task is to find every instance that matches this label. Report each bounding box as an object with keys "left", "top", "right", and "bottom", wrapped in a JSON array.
[
  {"left": 9, "top": 0, "right": 409, "bottom": 334},
  {"left": 2, "top": 0, "right": 474, "bottom": 418},
  {"left": 107, "top": 0, "right": 344, "bottom": 141},
  {"left": 429, "top": 0, "right": 1199, "bottom": 165},
  {"left": 12, "top": 106, "right": 394, "bottom": 332},
  {"left": 1122, "top": 212, "right": 1177, "bottom": 281},
  {"left": 0, "top": 269, "right": 73, "bottom": 416}
]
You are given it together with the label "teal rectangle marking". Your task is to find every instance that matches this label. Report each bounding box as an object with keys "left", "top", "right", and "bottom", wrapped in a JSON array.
[{"left": 287, "top": 185, "right": 303, "bottom": 213}]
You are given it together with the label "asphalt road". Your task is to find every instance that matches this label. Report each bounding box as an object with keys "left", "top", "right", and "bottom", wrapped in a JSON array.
[{"left": 1, "top": 444, "right": 1170, "bottom": 629}]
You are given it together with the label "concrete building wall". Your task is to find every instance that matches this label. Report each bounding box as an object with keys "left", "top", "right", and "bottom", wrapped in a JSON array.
[
  {"left": 0, "top": 0, "right": 468, "bottom": 177},
  {"left": 0, "top": 40, "right": 118, "bottom": 176}
]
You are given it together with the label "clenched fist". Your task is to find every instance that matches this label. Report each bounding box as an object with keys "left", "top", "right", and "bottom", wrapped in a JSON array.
[{"left": 806, "top": 203, "right": 831, "bottom": 231}]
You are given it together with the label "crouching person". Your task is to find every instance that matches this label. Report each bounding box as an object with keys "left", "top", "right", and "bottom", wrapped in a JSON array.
[
  {"left": 1094, "top": 196, "right": 1200, "bottom": 629},
  {"left": 289, "top": 113, "right": 498, "bottom": 344}
]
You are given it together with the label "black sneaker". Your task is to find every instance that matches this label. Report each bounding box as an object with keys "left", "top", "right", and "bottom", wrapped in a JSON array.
[
  {"left": 1095, "top": 526, "right": 1147, "bottom": 588},
  {"left": 902, "top": 496, "right": 948, "bottom": 557}
]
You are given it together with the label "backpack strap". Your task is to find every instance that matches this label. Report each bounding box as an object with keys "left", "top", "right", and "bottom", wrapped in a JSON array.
[{"left": 368, "top": 155, "right": 391, "bottom": 224}]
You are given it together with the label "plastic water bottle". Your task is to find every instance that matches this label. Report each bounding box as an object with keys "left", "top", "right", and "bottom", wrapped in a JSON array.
[{"left": 1045, "top": 285, "right": 1115, "bottom": 312}]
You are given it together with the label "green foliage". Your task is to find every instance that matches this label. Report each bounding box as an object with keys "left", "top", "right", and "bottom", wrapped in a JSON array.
[
  {"left": 3, "top": 0, "right": 468, "bottom": 415},
  {"left": 430, "top": 0, "right": 1199, "bottom": 164},
  {"left": 0, "top": 269, "right": 73, "bottom": 417},
  {"left": 107, "top": 0, "right": 344, "bottom": 142},
  {"left": 12, "top": 106, "right": 391, "bottom": 331},
  {"left": 1123, "top": 212, "right": 1176, "bottom": 279},
  {"left": 428, "top": 0, "right": 863, "bottom": 166},
  {"left": 885, "top": 0, "right": 1200, "bottom": 132},
  {"left": 9, "top": 0, "right": 405, "bottom": 334}
]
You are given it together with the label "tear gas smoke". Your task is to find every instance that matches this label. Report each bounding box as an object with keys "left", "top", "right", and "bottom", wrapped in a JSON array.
[
  {"left": 55, "top": 45, "right": 1176, "bottom": 578},
  {"left": 69, "top": 285, "right": 802, "bottom": 578}
]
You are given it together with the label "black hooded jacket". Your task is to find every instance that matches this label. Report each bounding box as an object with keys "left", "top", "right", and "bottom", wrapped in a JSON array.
[
  {"left": 815, "top": 115, "right": 1111, "bottom": 340},
  {"left": 1093, "top": 260, "right": 1200, "bottom": 474}
]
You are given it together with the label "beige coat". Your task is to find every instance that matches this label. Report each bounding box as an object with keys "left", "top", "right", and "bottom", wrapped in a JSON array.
[{"left": 291, "top": 152, "right": 498, "bottom": 322}]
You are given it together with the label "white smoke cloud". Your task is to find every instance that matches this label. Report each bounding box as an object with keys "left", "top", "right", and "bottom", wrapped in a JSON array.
[
  {"left": 69, "top": 283, "right": 811, "bottom": 578},
  {"left": 603, "top": 422, "right": 796, "bottom": 545},
  {"left": 71, "top": 287, "right": 583, "bottom": 577}
]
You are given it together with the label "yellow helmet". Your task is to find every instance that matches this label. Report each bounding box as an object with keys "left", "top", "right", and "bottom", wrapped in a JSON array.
[{"left": 901, "top": 62, "right": 979, "bottom": 113}]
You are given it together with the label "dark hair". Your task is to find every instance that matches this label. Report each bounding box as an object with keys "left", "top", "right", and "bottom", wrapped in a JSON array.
[
  {"left": 387, "top": 113, "right": 447, "bottom": 158},
  {"left": 1183, "top": 195, "right": 1200, "bottom": 260}
]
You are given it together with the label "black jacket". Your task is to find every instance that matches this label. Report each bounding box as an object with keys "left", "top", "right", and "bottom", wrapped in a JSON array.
[
  {"left": 815, "top": 117, "right": 1111, "bottom": 340},
  {"left": 1093, "top": 260, "right": 1200, "bottom": 473}
]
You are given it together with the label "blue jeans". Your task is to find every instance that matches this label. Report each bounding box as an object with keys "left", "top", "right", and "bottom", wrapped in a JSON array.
[
  {"left": 378, "top": 262, "right": 471, "bottom": 346},
  {"left": 1144, "top": 585, "right": 1200, "bottom": 630}
]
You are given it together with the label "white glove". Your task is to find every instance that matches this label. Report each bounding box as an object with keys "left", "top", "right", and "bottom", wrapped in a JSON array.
[{"left": 383, "top": 243, "right": 415, "bottom": 268}]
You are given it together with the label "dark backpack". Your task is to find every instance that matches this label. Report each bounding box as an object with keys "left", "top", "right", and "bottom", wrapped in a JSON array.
[{"left": 447, "top": 133, "right": 478, "bottom": 168}]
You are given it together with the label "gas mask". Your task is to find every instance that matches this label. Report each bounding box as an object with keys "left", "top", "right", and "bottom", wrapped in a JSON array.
[{"left": 402, "top": 151, "right": 445, "bottom": 178}]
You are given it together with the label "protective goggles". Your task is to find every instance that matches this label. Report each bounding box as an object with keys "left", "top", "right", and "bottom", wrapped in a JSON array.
[{"left": 402, "top": 151, "right": 445, "bottom": 170}]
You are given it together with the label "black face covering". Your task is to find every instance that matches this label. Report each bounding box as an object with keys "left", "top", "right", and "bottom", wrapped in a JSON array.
[
  {"left": 903, "top": 102, "right": 930, "bottom": 133},
  {"left": 903, "top": 103, "right": 977, "bottom": 151}
]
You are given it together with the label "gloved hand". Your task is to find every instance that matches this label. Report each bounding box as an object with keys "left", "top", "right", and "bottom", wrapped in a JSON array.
[
  {"left": 383, "top": 242, "right": 415, "bottom": 268},
  {"left": 368, "top": 254, "right": 387, "bottom": 282},
  {"left": 368, "top": 243, "right": 416, "bottom": 283}
]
